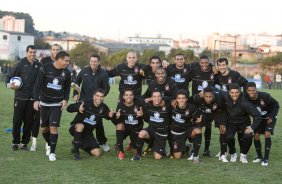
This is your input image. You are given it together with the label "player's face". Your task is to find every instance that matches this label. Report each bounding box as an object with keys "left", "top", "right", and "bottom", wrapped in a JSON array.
[
  {"left": 57, "top": 56, "right": 70, "bottom": 69},
  {"left": 203, "top": 92, "right": 214, "bottom": 104},
  {"left": 217, "top": 61, "right": 228, "bottom": 74},
  {"left": 155, "top": 69, "right": 167, "bottom": 83},
  {"left": 123, "top": 91, "right": 134, "bottom": 103},
  {"left": 93, "top": 92, "right": 104, "bottom": 106},
  {"left": 175, "top": 55, "right": 185, "bottom": 68},
  {"left": 229, "top": 89, "right": 240, "bottom": 102},
  {"left": 246, "top": 86, "right": 257, "bottom": 99},
  {"left": 152, "top": 92, "right": 162, "bottom": 106},
  {"left": 176, "top": 94, "right": 187, "bottom": 108},
  {"left": 150, "top": 59, "right": 161, "bottom": 72},
  {"left": 26, "top": 48, "right": 36, "bottom": 62},
  {"left": 89, "top": 57, "right": 100, "bottom": 71},
  {"left": 126, "top": 52, "right": 137, "bottom": 68},
  {"left": 51, "top": 45, "right": 60, "bottom": 59},
  {"left": 199, "top": 59, "right": 209, "bottom": 71}
]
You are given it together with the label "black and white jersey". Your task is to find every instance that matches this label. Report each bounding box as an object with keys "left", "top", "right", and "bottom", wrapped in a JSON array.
[
  {"left": 141, "top": 64, "right": 157, "bottom": 84},
  {"left": 115, "top": 99, "right": 144, "bottom": 127},
  {"left": 143, "top": 78, "right": 178, "bottom": 102},
  {"left": 190, "top": 62, "right": 215, "bottom": 95},
  {"left": 34, "top": 62, "right": 71, "bottom": 105},
  {"left": 73, "top": 65, "right": 110, "bottom": 101},
  {"left": 170, "top": 103, "right": 199, "bottom": 132},
  {"left": 6, "top": 57, "right": 41, "bottom": 100},
  {"left": 40, "top": 56, "right": 54, "bottom": 66},
  {"left": 107, "top": 63, "right": 144, "bottom": 96},
  {"left": 67, "top": 100, "right": 111, "bottom": 133},
  {"left": 143, "top": 101, "right": 171, "bottom": 129},
  {"left": 215, "top": 69, "right": 248, "bottom": 92},
  {"left": 223, "top": 93, "right": 262, "bottom": 130},
  {"left": 244, "top": 92, "right": 280, "bottom": 120},
  {"left": 166, "top": 64, "right": 191, "bottom": 93}
]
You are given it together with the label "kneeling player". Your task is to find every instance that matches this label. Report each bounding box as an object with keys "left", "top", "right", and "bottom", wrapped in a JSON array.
[
  {"left": 114, "top": 89, "right": 144, "bottom": 160},
  {"left": 170, "top": 90, "right": 202, "bottom": 163},
  {"left": 132, "top": 90, "right": 171, "bottom": 160},
  {"left": 67, "top": 89, "right": 114, "bottom": 160}
]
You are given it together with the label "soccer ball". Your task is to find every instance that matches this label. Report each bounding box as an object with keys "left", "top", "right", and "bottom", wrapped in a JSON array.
[{"left": 10, "top": 77, "right": 23, "bottom": 89}]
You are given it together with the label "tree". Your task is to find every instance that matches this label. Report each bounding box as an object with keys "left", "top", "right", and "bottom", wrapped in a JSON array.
[
  {"left": 139, "top": 49, "right": 166, "bottom": 64},
  {"left": 34, "top": 39, "right": 51, "bottom": 49},
  {"left": 69, "top": 42, "right": 99, "bottom": 67},
  {"left": 106, "top": 49, "right": 132, "bottom": 67},
  {"left": 167, "top": 48, "right": 197, "bottom": 63}
]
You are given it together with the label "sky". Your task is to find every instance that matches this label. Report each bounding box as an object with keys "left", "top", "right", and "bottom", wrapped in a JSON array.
[{"left": 1, "top": 0, "right": 282, "bottom": 42}]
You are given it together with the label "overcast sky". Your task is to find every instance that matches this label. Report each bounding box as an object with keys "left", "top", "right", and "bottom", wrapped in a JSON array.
[{"left": 1, "top": 0, "right": 282, "bottom": 41}]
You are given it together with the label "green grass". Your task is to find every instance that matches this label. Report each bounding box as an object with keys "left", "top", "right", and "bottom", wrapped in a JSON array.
[{"left": 0, "top": 82, "right": 282, "bottom": 184}]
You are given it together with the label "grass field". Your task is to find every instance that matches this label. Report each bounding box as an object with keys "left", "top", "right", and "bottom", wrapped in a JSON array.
[{"left": 0, "top": 82, "right": 281, "bottom": 184}]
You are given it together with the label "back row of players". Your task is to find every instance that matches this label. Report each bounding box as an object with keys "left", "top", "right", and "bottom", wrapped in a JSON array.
[{"left": 6, "top": 45, "right": 279, "bottom": 166}]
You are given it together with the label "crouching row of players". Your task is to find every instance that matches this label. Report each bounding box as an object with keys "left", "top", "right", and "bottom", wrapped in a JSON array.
[{"left": 68, "top": 82, "right": 279, "bottom": 166}]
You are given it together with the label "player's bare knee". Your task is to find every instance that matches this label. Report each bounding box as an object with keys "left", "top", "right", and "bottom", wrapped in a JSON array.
[
  {"left": 49, "top": 126, "right": 58, "bottom": 134},
  {"left": 41, "top": 127, "right": 49, "bottom": 133},
  {"left": 91, "top": 149, "right": 101, "bottom": 157},
  {"left": 138, "top": 130, "right": 148, "bottom": 139},
  {"left": 174, "top": 152, "right": 182, "bottom": 159},
  {"left": 75, "top": 123, "right": 84, "bottom": 132},
  {"left": 116, "top": 123, "right": 125, "bottom": 130},
  {"left": 265, "top": 131, "right": 271, "bottom": 138},
  {"left": 254, "top": 133, "right": 260, "bottom": 140},
  {"left": 154, "top": 152, "right": 162, "bottom": 160}
]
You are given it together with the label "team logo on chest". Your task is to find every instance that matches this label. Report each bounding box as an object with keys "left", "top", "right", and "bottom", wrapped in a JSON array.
[
  {"left": 183, "top": 68, "right": 187, "bottom": 73},
  {"left": 172, "top": 113, "right": 185, "bottom": 123},
  {"left": 212, "top": 103, "right": 218, "bottom": 110},
  {"left": 124, "top": 75, "right": 137, "bottom": 85},
  {"left": 172, "top": 74, "right": 185, "bottom": 83},
  {"left": 47, "top": 78, "right": 62, "bottom": 90},
  {"left": 134, "top": 67, "right": 139, "bottom": 73},
  {"left": 228, "top": 77, "right": 232, "bottom": 84},
  {"left": 134, "top": 106, "right": 138, "bottom": 113},
  {"left": 150, "top": 112, "right": 164, "bottom": 123},
  {"left": 84, "top": 115, "right": 96, "bottom": 125},
  {"left": 260, "top": 99, "right": 265, "bottom": 106},
  {"left": 61, "top": 71, "right": 65, "bottom": 77},
  {"left": 210, "top": 74, "right": 214, "bottom": 80},
  {"left": 198, "top": 81, "right": 208, "bottom": 91},
  {"left": 165, "top": 84, "right": 170, "bottom": 91},
  {"left": 222, "top": 85, "right": 227, "bottom": 92},
  {"left": 125, "top": 115, "right": 138, "bottom": 125},
  {"left": 185, "top": 110, "right": 190, "bottom": 115}
]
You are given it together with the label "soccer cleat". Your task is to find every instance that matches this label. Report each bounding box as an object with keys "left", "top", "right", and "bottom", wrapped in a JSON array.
[
  {"left": 219, "top": 155, "right": 229, "bottom": 163},
  {"left": 252, "top": 157, "right": 262, "bottom": 163},
  {"left": 46, "top": 146, "right": 51, "bottom": 156},
  {"left": 261, "top": 160, "right": 269, "bottom": 166},
  {"left": 21, "top": 144, "right": 29, "bottom": 151},
  {"left": 49, "top": 153, "right": 56, "bottom": 161},
  {"left": 230, "top": 153, "right": 237, "bottom": 162},
  {"left": 131, "top": 154, "right": 142, "bottom": 161},
  {"left": 101, "top": 144, "right": 110, "bottom": 152},
  {"left": 143, "top": 147, "right": 152, "bottom": 156},
  {"left": 126, "top": 142, "right": 132, "bottom": 151},
  {"left": 187, "top": 153, "right": 194, "bottom": 160},
  {"left": 30, "top": 137, "right": 37, "bottom": 151},
  {"left": 73, "top": 152, "right": 81, "bottom": 160},
  {"left": 192, "top": 155, "right": 200, "bottom": 163},
  {"left": 240, "top": 154, "right": 248, "bottom": 164},
  {"left": 118, "top": 151, "right": 125, "bottom": 160},
  {"left": 12, "top": 144, "right": 19, "bottom": 151},
  {"left": 203, "top": 150, "right": 212, "bottom": 157}
]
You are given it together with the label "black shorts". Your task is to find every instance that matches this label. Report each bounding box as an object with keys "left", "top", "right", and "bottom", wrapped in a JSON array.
[
  {"left": 202, "top": 111, "right": 227, "bottom": 128},
  {"left": 144, "top": 126, "right": 168, "bottom": 155},
  {"left": 254, "top": 118, "right": 276, "bottom": 135},
  {"left": 40, "top": 106, "right": 62, "bottom": 127},
  {"left": 69, "top": 124, "right": 100, "bottom": 154},
  {"left": 122, "top": 124, "right": 143, "bottom": 149},
  {"left": 226, "top": 123, "right": 252, "bottom": 140}
]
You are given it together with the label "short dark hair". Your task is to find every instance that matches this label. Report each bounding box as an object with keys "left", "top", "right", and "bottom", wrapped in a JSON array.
[
  {"left": 246, "top": 82, "right": 257, "bottom": 88},
  {"left": 91, "top": 54, "right": 100, "bottom": 61},
  {"left": 216, "top": 57, "right": 229, "bottom": 65},
  {"left": 149, "top": 56, "right": 161, "bottom": 63},
  {"left": 151, "top": 89, "right": 162, "bottom": 96},
  {"left": 93, "top": 88, "right": 105, "bottom": 96},
  {"left": 122, "top": 88, "right": 134, "bottom": 95},
  {"left": 200, "top": 55, "right": 209, "bottom": 60},
  {"left": 175, "top": 53, "right": 184, "bottom": 58},
  {"left": 203, "top": 87, "right": 213, "bottom": 93},
  {"left": 176, "top": 89, "right": 188, "bottom": 98},
  {"left": 26, "top": 45, "right": 36, "bottom": 52},
  {"left": 55, "top": 51, "right": 70, "bottom": 60},
  {"left": 229, "top": 83, "right": 240, "bottom": 91}
]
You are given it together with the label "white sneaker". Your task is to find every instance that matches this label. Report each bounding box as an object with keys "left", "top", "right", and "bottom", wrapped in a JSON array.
[
  {"left": 192, "top": 155, "right": 200, "bottom": 163},
  {"left": 219, "top": 155, "right": 229, "bottom": 163},
  {"left": 230, "top": 153, "right": 237, "bottom": 162},
  {"left": 101, "top": 144, "right": 110, "bottom": 152},
  {"left": 187, "top": 153, "right": 194, "bottom": 160},
  {"left": 48, "top": 153, "right": 56, "bottom": 161},
  {"left": 30, "top": 137, "right": 37, "bottom": 151},
  {"left": 252, "top": 158, "right": 262, "bottom": 163},
  {"left": 261, "top": 160, "right": 269, "bottom": 166},
  {"left": 46, "top": 146, "right": 51, "bottom": 156},
  {"left": 215, "top": 151, "right": 221, "bottom": 158},
  {"left": 240, "top": 154, "right": 248, "bottom": 164}
]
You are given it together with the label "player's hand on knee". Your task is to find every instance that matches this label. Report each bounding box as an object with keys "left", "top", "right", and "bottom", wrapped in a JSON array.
[{"left": 60, "top": 100, "right": 68, "bottom": 111}]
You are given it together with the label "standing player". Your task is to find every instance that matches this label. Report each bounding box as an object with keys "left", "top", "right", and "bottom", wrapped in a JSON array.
[
  {"left": 33, "top": 51, "right": 71, "bottom": 161},
  {"left": 73, "top": 54, "right": 110, "bottom": 152},
  {"left": 224, "top": 84, "right": 262, "bottom": 163},
  {"left": 132, "top": 90, "right": 171, "bottom": 160},
  {"left": 114, "top": 89, "right": 144, "bottom": 160},
  {"left": 245, "top": 82, "right": 279, "bottom": 166},
  {"left": 6, "top": 45, "right": 40, "bottom": 151},
  {"left": 67, "top": 89, "right": 114, "bottom": 160},
  {"left": 40, "top": 44, "right": 60, "bottom": 65},
  {"left": 170, "top": 90, "right": 202, "bottom": 163},
  {"left": 140, "top": 56, "right": 162, "bottom": 84}
]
